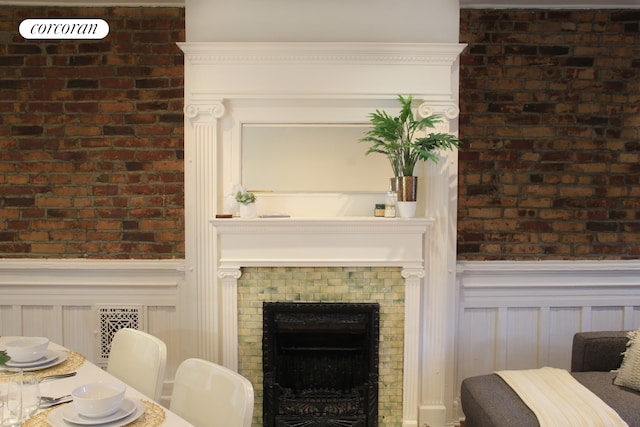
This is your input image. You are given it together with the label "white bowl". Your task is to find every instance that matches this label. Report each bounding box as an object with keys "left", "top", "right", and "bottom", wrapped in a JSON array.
[
  {"left": 5, "top": 337, "right": 49, "bottom": 363},
  {"left": 72, "top": 382, "right": 126, "bottom": 418}
]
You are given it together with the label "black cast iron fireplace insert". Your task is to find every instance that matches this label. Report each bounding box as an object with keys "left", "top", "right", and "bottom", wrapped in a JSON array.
[{"left": 263, "top": 302, "right": 380, "bottom": 427}]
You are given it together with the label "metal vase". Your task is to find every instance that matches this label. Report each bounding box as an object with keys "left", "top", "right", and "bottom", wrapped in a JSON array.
[
  {"left": 389, "top": 177, "right": 397, "bottom": 193},
  {"left": 395, "top": 176, "right": 418, "bottom": 202}
]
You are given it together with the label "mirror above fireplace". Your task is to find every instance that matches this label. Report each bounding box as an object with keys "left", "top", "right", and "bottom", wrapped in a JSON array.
[{"left": 242, "top": 123, "right": 391, "bottom": 193}]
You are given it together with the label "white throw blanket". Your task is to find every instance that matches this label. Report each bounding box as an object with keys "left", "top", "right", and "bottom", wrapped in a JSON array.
[{"left": 495, "top": 367, "right": 628, "bottom": 427}]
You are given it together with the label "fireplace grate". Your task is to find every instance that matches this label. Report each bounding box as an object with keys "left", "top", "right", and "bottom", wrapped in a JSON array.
[
  {"left": 280, "top": 388, "right": 364, "bottom": 416},
  {"left": 263, "top": 302, "right": 379, "bottom": 427},
  {"left": 275, "top": 418, "right": 366, "bottom": 427}
]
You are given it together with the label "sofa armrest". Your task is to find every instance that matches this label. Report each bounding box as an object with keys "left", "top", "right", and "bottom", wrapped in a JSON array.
[{"left": 571, "top": 330, "right": 629, "bottom": 372}]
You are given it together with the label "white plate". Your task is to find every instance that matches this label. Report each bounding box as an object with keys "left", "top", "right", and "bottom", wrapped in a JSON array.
[
  {"left": 5, "top": 349, "right": 56, "bottom": 367},
  {"left": 48, "top": 398, "right": 145, "bottom": 427},
  {"left": 5, "top": 349, "right": 65, "bottom": 369},
  {"left": 61, "top": 398, "right": 137, "bottom": 425},
  {"left": 14, "top": 350, "right": 67, "bottom": 371}
]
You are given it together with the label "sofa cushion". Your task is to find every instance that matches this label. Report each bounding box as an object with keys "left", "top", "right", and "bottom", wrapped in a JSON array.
[
  {"left": 461, "top": 374, "right": 538, "bottom": 427},
  {"left": 575, "top": 371, "right": 640, "bottom": 424},
  {"left": 461, "top": 372, "right": 640, "bottom": 427},
  {"left": 614, "top": 328, "right": 640, "bottom": 392},
  {"left": 571, "top": 331, "right": 628, "bottom": 372}
]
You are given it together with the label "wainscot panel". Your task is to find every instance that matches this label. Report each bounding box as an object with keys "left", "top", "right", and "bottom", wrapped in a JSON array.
[
  {"left": 455, "top": 259, "right": 640, "bottom": 423},
  {"left": 0, "top": 259, "right": 186, "bottom": 405}
]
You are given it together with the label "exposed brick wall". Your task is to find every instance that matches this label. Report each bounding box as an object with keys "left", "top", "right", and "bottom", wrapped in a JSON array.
[
  {"left": 3, "top": 6, "right": 639, "bottom": 261},
  {"left": 458, "top": 9, "right": 640, "bottom": 260},
  {"left": 0, "top": 6, "right": 185, "bottom": 259}
]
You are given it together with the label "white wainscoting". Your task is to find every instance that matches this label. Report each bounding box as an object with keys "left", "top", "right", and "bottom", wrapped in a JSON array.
[
  {"left": 456, "top": 260, "right": 640, "bottom": 408},
  {"left": 0, "top": 259, "right": 186, "bottom": 404},
  {"left": 3, "top": 258, "right": 640, "bottom": 424}
]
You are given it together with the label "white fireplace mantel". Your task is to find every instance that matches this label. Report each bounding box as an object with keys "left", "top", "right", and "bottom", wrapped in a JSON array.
[
  {"left": 214, "top": 217, "right": 432, "bottom": 269},
  {"left": 180, "top": 41, "right": 465, "bottom": 427},
  {"left": 212, "top": 216, "right": 434, "bottom": 426}
]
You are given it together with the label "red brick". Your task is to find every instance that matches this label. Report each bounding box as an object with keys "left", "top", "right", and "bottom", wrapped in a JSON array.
[{"left": 459, "top": 8, "right": 639, "bottom": 260}]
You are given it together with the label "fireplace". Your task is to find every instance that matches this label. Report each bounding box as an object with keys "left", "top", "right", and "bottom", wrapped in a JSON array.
[
  {"left": 212, "top": 217, "right": 436, "bottom": 426},
  {"left": 181, "top": 37, "right": 465, "bottom": 427},
  {"left": 263, "top": 302, "right": 379, "bottom": 427}
]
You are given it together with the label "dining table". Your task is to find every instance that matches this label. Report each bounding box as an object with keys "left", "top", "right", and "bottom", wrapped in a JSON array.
[{"left": 0, "top": 336, "right": 194, "bottom": 427}]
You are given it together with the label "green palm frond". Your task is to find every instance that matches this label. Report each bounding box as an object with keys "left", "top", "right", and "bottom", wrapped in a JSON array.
[
  {"left": 0, "top": 351, "right": 9, "bottom": 366},
  {"left": 359, "top": 95, "right": 461, "bottom": 176}
]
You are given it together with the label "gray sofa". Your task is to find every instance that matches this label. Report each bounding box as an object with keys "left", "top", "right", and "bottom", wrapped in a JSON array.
[{"left": 460, "top": 331, "right": 640, "bottom": 427}]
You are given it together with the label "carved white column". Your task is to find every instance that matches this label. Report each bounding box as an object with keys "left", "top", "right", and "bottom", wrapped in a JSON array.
[
  {"left": 184, "top": 101, "right": 225, "bottom": 362},
  {"left": 402, "top": 267, "right": 426, "bottom": 427},
  {"left": 419, "top": 102, "right": 459, "bottom": 427},
  {"left": 218, "top": 267, "right": 242, "bottom": 369}
]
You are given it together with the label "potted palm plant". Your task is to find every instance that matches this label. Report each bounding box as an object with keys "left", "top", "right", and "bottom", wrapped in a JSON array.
[{"left": 360, "top": 94, "right": 461, "bottom": 217}]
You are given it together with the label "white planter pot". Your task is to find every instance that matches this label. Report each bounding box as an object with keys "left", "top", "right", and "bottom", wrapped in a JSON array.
[
  {"left": 396, "top": 201, "right": 417, "bottom": 218},
  {"left": 239, "top": 203, "right": 257, "bottom": 218}
]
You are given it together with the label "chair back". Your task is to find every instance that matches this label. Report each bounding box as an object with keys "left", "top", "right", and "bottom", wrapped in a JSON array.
[
  {"left": 106, "top": 328, "right": 167, "bottom": 402},
  {"left": 170, "top": 358, "right": 254, "bottom": 427}
]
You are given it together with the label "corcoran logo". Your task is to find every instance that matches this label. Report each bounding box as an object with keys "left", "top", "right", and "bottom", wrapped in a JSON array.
[{"left": 19, "top": 19, "right": 109, "bottom": 40}]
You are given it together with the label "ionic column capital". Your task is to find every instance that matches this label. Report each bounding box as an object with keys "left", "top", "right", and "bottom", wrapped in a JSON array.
[
  {"left": 418, "top": 101, "right": 460, "bottom": 120},
  {"left": 402, "top": 267, "right": 426, "bottom": 280},
  {"left": 218, "top": 267, "right": 242, "bottom": 280},
  {"left": 184, "top": 101, "right": 226, "bottom": 124}
]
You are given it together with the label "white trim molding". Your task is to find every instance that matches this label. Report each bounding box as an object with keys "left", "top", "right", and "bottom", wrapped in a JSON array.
[{"left": 0, "top": 259, "right": 184, "bottom": 305}]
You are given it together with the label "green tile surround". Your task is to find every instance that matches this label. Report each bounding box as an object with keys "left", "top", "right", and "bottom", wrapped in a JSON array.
[{"left": 237, "top": 266, "right": 405, "bottom": 426}]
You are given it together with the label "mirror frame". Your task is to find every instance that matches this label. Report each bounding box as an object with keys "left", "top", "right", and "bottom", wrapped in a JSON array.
[{"left": 222, "top": 97, "right": 407, "bottom": 199}]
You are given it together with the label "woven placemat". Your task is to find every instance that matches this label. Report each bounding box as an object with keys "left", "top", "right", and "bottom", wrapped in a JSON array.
[
  {"left": 23, "top": 399, "right": 166, "bottom": 427},
  {"left": 0, "top": 350, "right": 85, "bottom": 382}
]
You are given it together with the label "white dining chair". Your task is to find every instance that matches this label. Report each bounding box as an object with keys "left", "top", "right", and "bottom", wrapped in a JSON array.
[
  {"left": 106, "top": 328, "right": 167, "bottom": 402},
  {"left": 170, "top": 358, "right": 254, "bottom": 427}
]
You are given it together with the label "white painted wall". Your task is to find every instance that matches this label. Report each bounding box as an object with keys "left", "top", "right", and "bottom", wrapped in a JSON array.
[{"left": 185, "top": 0, "right": 460, "bottom": 43}]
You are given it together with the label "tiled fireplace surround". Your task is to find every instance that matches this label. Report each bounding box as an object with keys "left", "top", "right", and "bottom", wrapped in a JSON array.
[
  {"left": 215, "top": 218, "right": 432, "bottom": 426},
  {"left": 179, "top": 42, "right": 465, "bottom": 426}
]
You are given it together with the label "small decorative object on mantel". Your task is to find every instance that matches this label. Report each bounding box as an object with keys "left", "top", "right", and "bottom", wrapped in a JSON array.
[
  {"left": 235, "top": 188, "right": 257, "bottom": 218},
  {"left": 360, "top": 94, "right": 461, "bottom": 217}
]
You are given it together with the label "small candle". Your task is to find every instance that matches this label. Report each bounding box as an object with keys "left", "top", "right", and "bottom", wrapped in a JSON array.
[{"left": 384, "top": 204, "right": 396, "bottom": 218}]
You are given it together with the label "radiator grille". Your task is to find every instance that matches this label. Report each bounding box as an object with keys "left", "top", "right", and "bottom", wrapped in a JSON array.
[{"left": 96, "top": 304, "right": 145, "bottom": 366}]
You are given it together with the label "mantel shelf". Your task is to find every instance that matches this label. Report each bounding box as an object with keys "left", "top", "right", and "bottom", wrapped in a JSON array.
[
  {"left": 212, "top": 216, "right": 434, "bottom": 269},
  {"left": 211, "top": 216, "right": 434, "bottom": 229}
]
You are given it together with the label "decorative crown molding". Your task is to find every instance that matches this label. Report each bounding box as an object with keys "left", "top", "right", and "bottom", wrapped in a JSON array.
[{"left": 178, "top": 42, "right": 467, "bottom": 67}]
